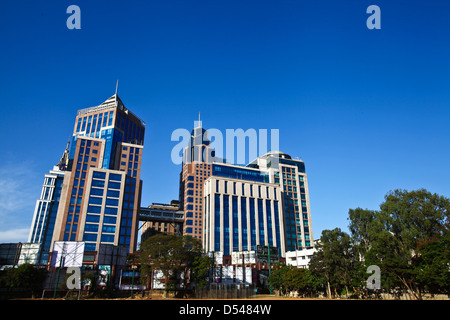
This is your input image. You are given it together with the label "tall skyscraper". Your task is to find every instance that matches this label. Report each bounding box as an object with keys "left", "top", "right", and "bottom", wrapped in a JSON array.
[
  {"left": 28, "top": 144, "right": 69, "bottom": 265},
  {"left": 50, "top": 93, "right": 145, "bottom": 261},
  {"left": 179, "top": 119, "right": 215, "bottom": 240}
]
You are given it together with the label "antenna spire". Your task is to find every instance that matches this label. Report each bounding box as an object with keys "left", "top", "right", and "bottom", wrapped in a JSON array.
[{"left": 115, "top": 80, "right": 119, "bottom": 96}]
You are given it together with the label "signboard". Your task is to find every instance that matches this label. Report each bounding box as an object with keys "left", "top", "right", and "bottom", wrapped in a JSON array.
[
  {"left": 256, "top": 245, "right": 278, "bottom": 263},
  {"left": 18, "top": 243, "right": 40, "bottom": 265},
  {"left": 208, "top": 251, "right": 223, "bottom": 265},
  {"left": 221, "top": 266, "right": 234, "bottom": 283},
  {"left": 236, "top": 267, "right": 252, "bottom": 285},
  {"left": 97, "top": 244, "right": 128, "bottom": 266},
  {"left": 50, "top": 241, "right": 85, "bottom": 267},
  {"left": 231, "top": 251, "right": 256, "bottom": 265}
]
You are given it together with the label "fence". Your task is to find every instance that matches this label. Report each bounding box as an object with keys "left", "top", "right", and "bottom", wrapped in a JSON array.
[{"left": 195, "top": 283, "right": 256, "bottom": 299}]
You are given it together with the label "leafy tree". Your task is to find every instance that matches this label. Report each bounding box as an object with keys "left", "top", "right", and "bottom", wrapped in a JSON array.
[
  {"left": 348, "top": 208, "right": 379, "bottom": 257},
  {"left": 190, "top": 255, "right": 214, "bottom": 289},
  {"left": 283, "top": 267, "right": 311, "bottom": 297},
  {"left": 3, "top": 263, "right": 47, "bottom": 298},
  {"left": 309, "top": 228, "right": 355, "bottom": 298},
  {"left": 268, "top": 263, "right": 292, "bottom": 295},
  {"left": 415, "top": 228, "right": 450, "bottom": 293},
  {"left": 140, "top": 234, "right": 203, "bottom": 293},
  {"left": 350, "top": 189, "right": 450, "bottom": 299}
]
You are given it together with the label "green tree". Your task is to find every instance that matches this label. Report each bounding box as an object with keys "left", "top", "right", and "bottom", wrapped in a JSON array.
[
  {"left": 190, "top": 255, "right": 213, "bottom": 289},
  {"left": 348, "top": 208, "right": 379, "bottom": 257},
  {"left": 3, "top": 263, "right": 47, "bottom": 298},
  {"left": 140, "top": 234, "right": 203, "bottom": 293},
  {"left": 415, "top": 224, "right": 450, "bottom": 293},
  {"left": 351, "top": 189, "right": 450, "bottom": 299},
  {"left": 268, "top": 263, "right": 292, "bottom": 295},
  {"left": 283, "top": 267, "right": 311, "bottom": 297},
  {"left": 309, "top": 228, "right": 355, "bottom": 298}
]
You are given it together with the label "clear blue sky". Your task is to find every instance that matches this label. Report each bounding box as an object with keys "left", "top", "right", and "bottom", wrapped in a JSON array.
[{"left": 1, "top": 0, "right": 449, "bottom": 243}]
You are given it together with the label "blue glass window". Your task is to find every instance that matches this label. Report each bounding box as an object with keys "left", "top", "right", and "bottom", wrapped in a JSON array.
[
  {"left": 87, "top": 205, "right": 101, "bottom": 214},
  {"left": 89, "top": 196, "right": 103, "bottom": 205},
  {"left": 85, "top": 243, "right": 96, "bottom": 251},
  {"left": 214, "top": 194, "right": 221, "bottom": 251},
  {"left": 83, "top": 233, "right": 97, "bottom": 242},
  {"left": 86, "top": 214, "right": 100, "bottom": 223},
  {"left": 102, "top": 112, "right": 108, "bottom": 126},
  {"left": 81, "top": 117, "right": 87, "bottom": 131},
  {"left": 212, "top": 164, "right": 269, "bottom": 183},
  {"left": 90, "top": 188, "right": 104, "bottom": 196},
  {"left": 108, "top": 181, "right": 121, "bottom": 189},
  {"left": 258, "top": 199, "right": 264, "bottom": 245},
  {"left": 249, "top": 198, "right": 256, "bottom": 248},
  {"left": 109, "top": 173, "right": 122, "bottom": 181},
  {"left": 266, "top": 200, "right": 273, "bottom": 246},
  {"left": 241, "top": 197, "right": 248, "bottom": 251},
  {"left": 86, "top": 115, "right": 92, "bottom": 134},
  {"left": 91, "top": 179, "right": 105, "bottom": 188},
  {"left": 223, "top": 195, "right": 229, "bottom": 255},
  {"left": 108, "top": 111, "right": 114, "bottom": 126},
  {"left": 232, "top": 196, "right": 239, "bottom": 252},
  {"left": 92, "top": 171, "right": 106, "bottom": 179},
  {"left": 76, "top": 118, "right": 82, "bottom": 132},
  {"left": 104, "top": 207, "right": 118, "bottom": 215},
  {"left": 103, "top": 216, "right": 116, "bottom": 224},
  {"left": 107, "top": 190, "right": 120, "bottom": 198},
  {"left": 85, "top": 224, "right": 99, "bottom": 232},
  {"left": 106, "top": 198, "right": 119, "bottom": 206},
  {"left": 274, "top": 201, "right": 281, "bottom": 255},
  {"left": 102, "top": 225, "right": 116, "bottom": 233}
]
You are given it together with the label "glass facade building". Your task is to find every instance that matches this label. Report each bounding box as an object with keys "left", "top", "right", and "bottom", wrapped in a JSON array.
[
  {"left": 50, "top": 94, "right": 145, "bottom": 263},
  {"left": 28, "top": 167, "right": 66, "bottom": 265},
  {"left": 179, "top": 120, "right": 216, "bottom": 240},
  {"left": 203, "top": 152, "right": 314, "bottom": 258},
  {"left": 203, "top": 163, "right": 285, "bottom": 256}
]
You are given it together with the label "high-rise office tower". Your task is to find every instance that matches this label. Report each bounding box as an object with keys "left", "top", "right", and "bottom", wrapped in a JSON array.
[
  {"left": 28, "top": 144, "right": 69, "bottom": 265},
  {"left": 203, "top": 151, "right": 313, "bottom": 258},
  {"left": 179, "top": 119, "right": 215, "bottom": 240},
  {"left": 203, "top": 163, "right": 284, "bottom": 256},
  {"left": 247, "top": 152, "right": 313, "bottom": 252},
  {"left": 50, "top": 93, "right": 145, "bottom": 260}
]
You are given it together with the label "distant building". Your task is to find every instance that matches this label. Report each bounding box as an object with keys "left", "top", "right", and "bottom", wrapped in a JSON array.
[
  {"left": 285, "top": 247, "right": 317, "bottom": 268},
  {"left": 247, "top": 151, "right": 314, "bottom": 251},
  {"left": 140, "top": 201, "right": 184, "bottom": 242},
  {"left": 179, "top": 119, "right": 216, "bottom": 240},
  {"left": 28, "top": 145, "right": 69, "bottom": 265}
]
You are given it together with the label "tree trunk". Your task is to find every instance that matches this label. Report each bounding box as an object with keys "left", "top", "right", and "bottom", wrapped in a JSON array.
[{"left": 327, "top": 281, "right": 332, "bottom": 299}]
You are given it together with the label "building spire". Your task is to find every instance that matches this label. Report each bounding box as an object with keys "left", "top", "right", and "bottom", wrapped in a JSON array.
[
  {"left": 115, "top": 80, "right": 119, "bottom": 96},
  {"left": 194, "top": 112, "right": 202, "bottom": 129},
  {"left": 56, "top": 138, "right": 71, "bottom": 171}
]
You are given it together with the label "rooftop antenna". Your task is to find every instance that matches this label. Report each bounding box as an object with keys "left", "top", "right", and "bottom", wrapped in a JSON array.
[
  {"left": 115, "top": 80, "right": 119, "bottom": 96},
  {"left": 195, "top": 112, "right": 202, "bottom": 128}
]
